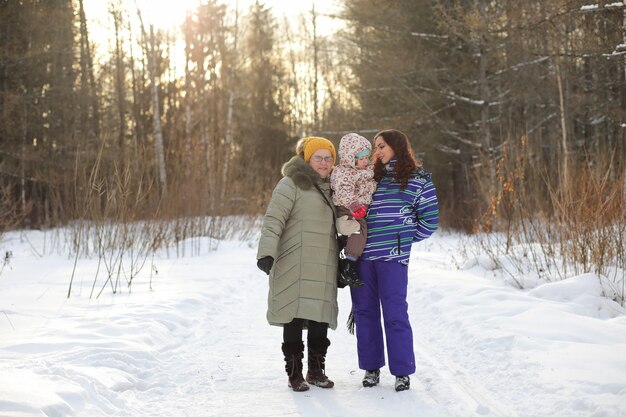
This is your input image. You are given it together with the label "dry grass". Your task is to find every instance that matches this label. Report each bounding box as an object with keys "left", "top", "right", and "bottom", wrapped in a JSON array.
[
  {"left": 473, "top": 136, "right": 625, "bottom": 305},
  {"left": 63, "top": 136, "right": 262, "bottom": 298}
]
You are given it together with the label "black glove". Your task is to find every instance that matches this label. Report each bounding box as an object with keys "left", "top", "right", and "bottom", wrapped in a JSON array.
[{"left": 257, "top": 256, "right": 274, "bottom": 275}]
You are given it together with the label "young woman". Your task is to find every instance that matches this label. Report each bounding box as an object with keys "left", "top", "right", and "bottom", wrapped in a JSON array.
[
  {"left": 351, "top": 129, "right": 439, "bottom": 392},
  {"left": 257, "top": 137, "right": 339, "bottom": 392}
]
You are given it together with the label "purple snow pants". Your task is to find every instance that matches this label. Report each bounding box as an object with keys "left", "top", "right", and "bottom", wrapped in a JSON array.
[{"left": 350, "top": 259, "right": 415, "bottom": 376}]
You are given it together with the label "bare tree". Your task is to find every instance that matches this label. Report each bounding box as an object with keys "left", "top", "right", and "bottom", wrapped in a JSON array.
[
  {"left": 311, "top": 4, "right": 320, "bottom": 132},
  {"left": 77, "top": 0, "right": 100, "bottom": 142},
  {"left": 222, "top": 2, "right": 240, "bottom": 201},
  {"left": 134, "top": 4, "right": 167, "bottom": 200},
  {"left": 110, "top": 2, "right": 127, "bottom": 150}
]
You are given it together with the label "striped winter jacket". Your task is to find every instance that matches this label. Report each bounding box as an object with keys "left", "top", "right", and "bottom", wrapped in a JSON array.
[{"left": 361, "top": 159, "right": 439, "bottom": 265}]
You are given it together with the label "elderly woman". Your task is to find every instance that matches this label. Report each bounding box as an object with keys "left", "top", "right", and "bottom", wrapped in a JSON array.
[{"left": 256, "top": 137, "right": 340, "bottom": 392}]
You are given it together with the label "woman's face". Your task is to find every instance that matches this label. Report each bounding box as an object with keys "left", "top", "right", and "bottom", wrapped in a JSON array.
[
  {"left": 374, "top": 136, "right": 395, "bottom": 164},
  {"left": 309, "top": 149, "right": 334, "bottom": 178}
]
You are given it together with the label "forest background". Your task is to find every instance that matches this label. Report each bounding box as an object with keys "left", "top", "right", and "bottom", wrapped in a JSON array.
[{"left": 0, "top": 0, "right": 624, "bottom": 299}]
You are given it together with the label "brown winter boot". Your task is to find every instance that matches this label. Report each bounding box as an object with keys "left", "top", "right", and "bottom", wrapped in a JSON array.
[
  {"left": 305, "top": 337, "right": 334, "bottom": 388},
  {"left": 281, "top": 341, "right": 310, "bottom": 392}
]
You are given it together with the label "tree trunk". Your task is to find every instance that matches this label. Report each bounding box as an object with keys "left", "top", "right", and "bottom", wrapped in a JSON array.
[
  {"left": 183, "top": 40, "right": 192, "bottom": 177},
  {"left": 135, "top": 6, "right": 167, "bottom": 200},
  {"left": 623, "top": 0, "right": 626, "bottom": 200},
  {"left": 222, "top": 92, "right": 234, "bottom": 201},
  {"left": 128, "top": 19, "right": 140, "bottom": 151},
  {"left": 149, "top": 26, "right": 167, "bottom": 200},
  {"left": 478, "top": 45, "right": 491, "bottom": 153},
  {"left": 78, "top": 0, "right": 99, "bottom": 141},
  {"left": 311, "top": 4, "right": 319, "bottom": 133},
  {"left": 221, "top": 2, "right": 239, "bottom": 201},
  {"left": 477, "top": 0, "right": 495, "bottom": 202},
  {"left": 112, "top": 6, "right": 126, "bottom": 150},
  {"left": 554, "top": 54, "right": 569, "bottom": 194}
]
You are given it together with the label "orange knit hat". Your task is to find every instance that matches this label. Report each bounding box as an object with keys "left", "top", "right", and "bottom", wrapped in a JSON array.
[{"left": 302, "top": 137, "right": 336, "bottom": 163}]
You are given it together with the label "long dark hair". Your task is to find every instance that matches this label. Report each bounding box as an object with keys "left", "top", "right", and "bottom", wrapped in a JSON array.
[{"left": 373, "top": 129, "right": 422, "bottom": 190}]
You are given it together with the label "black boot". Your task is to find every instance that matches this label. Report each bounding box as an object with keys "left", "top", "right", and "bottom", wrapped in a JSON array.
[
  {"left": 305, "top": 338, "right": 334, "bottom": 388},
  {"left": 281, "top": 342, "right": 309, "bottom": 392},
  {"left": 395, "top": 375, "right": 410, "bottom": 392},
  {"left": 362, "top": 369, "right": 380, "bottom": 387},
  {"left": 338, "top": 259, "right": 364, "bottom": 288}
]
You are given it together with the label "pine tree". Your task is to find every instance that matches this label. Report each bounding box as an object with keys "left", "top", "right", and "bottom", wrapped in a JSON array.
[{"left": 237, "top": 1, "right": 289, "bottom": 189}]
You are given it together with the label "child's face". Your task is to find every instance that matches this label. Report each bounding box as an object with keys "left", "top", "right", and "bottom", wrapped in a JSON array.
[{"left": 356, "top": 155, "right": 370, "bottom": 169}]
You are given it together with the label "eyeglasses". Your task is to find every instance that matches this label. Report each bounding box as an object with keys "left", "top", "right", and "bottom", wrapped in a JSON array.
[{"left": 311, "top": 155, "right": 333, "bottom": 163}]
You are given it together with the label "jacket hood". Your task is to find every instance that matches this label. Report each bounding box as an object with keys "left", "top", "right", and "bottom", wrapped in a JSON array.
[
  {"left": 281, "top": 156, "right": 322, "bottom": 190},
  {"left": 338, "top": 133, "right": 371, "bottom": 167}
]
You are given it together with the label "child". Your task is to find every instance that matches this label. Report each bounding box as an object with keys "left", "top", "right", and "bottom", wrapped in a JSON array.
[{"left": 330, "top": 133, "right": 377, "bottom": 288}]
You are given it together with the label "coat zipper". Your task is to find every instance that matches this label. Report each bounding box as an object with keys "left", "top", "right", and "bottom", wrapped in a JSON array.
[{"left": 397, "top": 233, "right": 401, "bottom": 254}]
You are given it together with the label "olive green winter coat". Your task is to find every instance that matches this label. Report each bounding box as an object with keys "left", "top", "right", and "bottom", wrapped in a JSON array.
[{"left": 257, "top": 156, "right": 339, "bottom": 330}]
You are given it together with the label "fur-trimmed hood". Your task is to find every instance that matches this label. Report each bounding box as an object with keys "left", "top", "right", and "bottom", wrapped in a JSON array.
[{"left": 281, "top": 156, "right": 324, "bottom": 190}]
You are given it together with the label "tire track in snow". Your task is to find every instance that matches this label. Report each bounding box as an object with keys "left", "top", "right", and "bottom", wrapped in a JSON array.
[
  {"left": 405, "top": 246, "right": 520, "bottom": 417},
  {"left": 411, "top": 336, "right": 519, "bottom": 417},
  {"left": 404, "top": 254, "right": 518, "bottom": 416}
]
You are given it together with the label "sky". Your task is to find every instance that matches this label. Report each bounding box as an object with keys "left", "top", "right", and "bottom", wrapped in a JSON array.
[
  {"left": 83, "top": 0, "right": 341, "bottom": 46},
  {"left": 0, "top": 225, "right": 625, "bottom": 417},
  {"left": 82, "top": 0, "right": 342, "bottom": 80}
]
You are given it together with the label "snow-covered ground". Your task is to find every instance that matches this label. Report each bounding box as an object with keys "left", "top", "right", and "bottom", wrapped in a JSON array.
[{"left": 1, "top": 226, "right": 625, "bottom": 417}]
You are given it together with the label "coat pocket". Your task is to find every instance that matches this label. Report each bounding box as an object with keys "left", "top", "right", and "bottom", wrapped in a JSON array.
[{"left": 397, "top": 233, "right": 402, "bottom": 255}]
